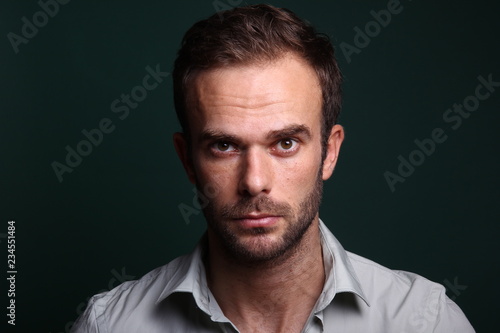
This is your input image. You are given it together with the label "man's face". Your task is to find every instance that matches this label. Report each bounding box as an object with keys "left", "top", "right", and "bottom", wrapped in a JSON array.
[{"left": 175, "top": 53, "right": 343, "bottom": 263}]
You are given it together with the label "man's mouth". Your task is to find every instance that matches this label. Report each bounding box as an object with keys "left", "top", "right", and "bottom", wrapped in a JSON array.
[{"left": 233, "top": 214, "right": 281, "bottom": 228}]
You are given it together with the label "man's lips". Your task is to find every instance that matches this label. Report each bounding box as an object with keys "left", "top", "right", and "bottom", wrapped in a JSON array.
[{"left": 232, "top": 214, "right": 281, "bottom": 228}]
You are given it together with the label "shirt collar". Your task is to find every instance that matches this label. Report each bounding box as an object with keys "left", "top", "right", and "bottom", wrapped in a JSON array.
[
  {"left": 156, "top": 219, "right": 370, "bottom": 316},
  {"left": 316, "top": 219, "right": 370, "bottom": 311},
  {"left": 155, "top": 234, "right": 214, "bottom": 315}
]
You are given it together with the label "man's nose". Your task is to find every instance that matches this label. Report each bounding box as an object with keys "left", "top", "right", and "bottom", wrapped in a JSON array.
[{"left": 238, "top": 148, "right": 273, "bottom": 197}]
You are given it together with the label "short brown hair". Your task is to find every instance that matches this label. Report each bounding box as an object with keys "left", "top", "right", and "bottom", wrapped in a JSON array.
[{"left": 173, "top": 4, "right": 342, "bottom": 156}]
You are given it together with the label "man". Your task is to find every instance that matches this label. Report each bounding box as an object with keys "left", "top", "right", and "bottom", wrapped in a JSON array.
[{"left": 73, "top": 4, "right": 474, "bottom": 332}]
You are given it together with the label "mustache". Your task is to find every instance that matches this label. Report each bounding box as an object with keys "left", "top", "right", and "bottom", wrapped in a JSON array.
[{"left": 220, "top": 196, "right": 292, "bottom": 219}]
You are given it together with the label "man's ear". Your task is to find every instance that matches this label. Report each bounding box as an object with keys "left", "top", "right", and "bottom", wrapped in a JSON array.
[
  {"left": 322, "top": 124, "right": 345, "bottom": 181},
  {"left": 173, "top": 132, "right": 196, "bottom": 184}
]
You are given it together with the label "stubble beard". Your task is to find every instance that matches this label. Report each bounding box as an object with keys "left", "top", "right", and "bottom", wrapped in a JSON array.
[{"left": 200, "top": 168, "right": 323, "bottom": 266}]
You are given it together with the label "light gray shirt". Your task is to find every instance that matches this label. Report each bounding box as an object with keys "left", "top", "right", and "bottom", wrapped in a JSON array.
[{"left": 72, "top": 220, "right": 475, "bottom": 332}]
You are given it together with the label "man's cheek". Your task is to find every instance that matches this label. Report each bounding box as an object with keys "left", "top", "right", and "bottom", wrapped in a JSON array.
[
  {"left": 194, "top": 176, "right": 225, "bottom": 206},
  {"left": 201, "top": 182, "right": 221, "bottom": 203}
]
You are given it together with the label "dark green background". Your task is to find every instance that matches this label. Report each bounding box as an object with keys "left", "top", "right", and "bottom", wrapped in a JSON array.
[{"left": 1, "top": 0, "right": 498, "bottom": 332}]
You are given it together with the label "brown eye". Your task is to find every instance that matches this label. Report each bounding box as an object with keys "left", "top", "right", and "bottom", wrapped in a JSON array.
[
  {"left": 279, "top": 139, "right": 294, "bottom": 150},
  {"left": 216, "top": 142, "right": 231, "bottom": 151}
]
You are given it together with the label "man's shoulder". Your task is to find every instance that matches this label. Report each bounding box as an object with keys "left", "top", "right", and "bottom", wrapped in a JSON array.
[
  {"left": 71, "top": 252, "right": 203, "bottom": 332},
  {"left": 347, "top": 251, "right": 437, "bottom": 285},
  {"left": 320, "top": 221, "right": 446, "bottom": 302},
  {"left": 338, "top": 251, "right": 474, "bottom": 332},
  {"left": 346, "top": 250, "right": 445, "bottom": 300},
  {"left": 92, "top": 253, "right": 192, "bottom": 307}
]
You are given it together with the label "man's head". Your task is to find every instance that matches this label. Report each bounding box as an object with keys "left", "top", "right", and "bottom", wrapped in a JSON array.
[
  {"left": 173, "top": 4, "right": 342, "bottom": 157},
  {"left": 173, "top": 4, "right": 344, "bottom": 264}
]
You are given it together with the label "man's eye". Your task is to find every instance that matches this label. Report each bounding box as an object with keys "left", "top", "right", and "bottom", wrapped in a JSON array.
[
  {"left": 215, "top": 142, "right": 235, "bottom": 152},
  {"left": 278, "top": 139, "right": 297, "bottom": 150}
]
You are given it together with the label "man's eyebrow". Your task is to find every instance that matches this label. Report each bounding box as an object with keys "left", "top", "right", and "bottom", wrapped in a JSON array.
[
  {"left": 199, "top": 130, "right": 239, "bottom": 143},
  {"left": 266, "top": 124, "right": 312, "bottom": 140},
  {"left": 198, "top": 124, "right": 312, "bottom": 144}
]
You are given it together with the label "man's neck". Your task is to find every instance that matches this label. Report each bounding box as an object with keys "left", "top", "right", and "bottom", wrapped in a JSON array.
[{"left": 206, "top": 219, "right": 325, "bottom": 333}]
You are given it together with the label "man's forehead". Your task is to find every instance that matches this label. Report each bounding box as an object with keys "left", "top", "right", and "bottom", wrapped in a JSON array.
[
  {"left": 185, "top": 54, "right": 322, "bottom": 135},
  {"left": 189, "top": 54, "right": 320, "bottom": 107}
]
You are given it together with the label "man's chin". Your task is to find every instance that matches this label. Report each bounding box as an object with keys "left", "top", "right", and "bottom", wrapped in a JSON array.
[{"left": 223, "top": 233, "right": 295, "bottom": 264}]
